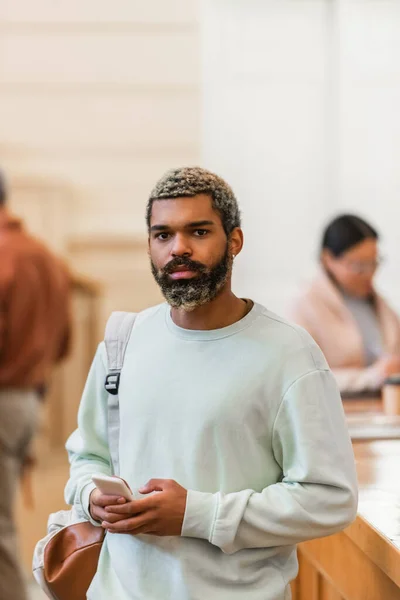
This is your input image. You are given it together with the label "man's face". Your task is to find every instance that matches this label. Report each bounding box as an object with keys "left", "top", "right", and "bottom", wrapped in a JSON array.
[{"left": 149, "top": 194, "right": 233, "bottom": 310}]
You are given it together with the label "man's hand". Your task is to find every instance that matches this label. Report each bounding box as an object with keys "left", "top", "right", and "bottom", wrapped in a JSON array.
[
  {"left": 89, "top": 488, "right": 127, "bottom": 524},
  {"left": 102, "top": 479, "right": 188, "bottom": 537}
]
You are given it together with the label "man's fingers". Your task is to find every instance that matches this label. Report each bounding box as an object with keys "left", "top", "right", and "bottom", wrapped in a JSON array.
[
  {"left": 103, "top": 511, "right": 156, "bottom": 533},
  {"left": 99, "top": 511, "right": 130, "bottom": 524},
  {"left": 90, "top": 492, "right": 127, "bottom": 523},
  {"left": 91, "top": 507, "right": 108, "bottom": 522},
  {"left": 95, "top": 505, "right": 154, "bottom": 528},
  {"left": 106, "top": 496, "right": 157, "bottom": 515},
  {"left": 94, "top": 494, "right": 126, "bottom": 508}
]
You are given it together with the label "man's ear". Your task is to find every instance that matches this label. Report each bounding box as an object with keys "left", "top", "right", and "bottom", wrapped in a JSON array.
[{"left": 230, "top": 227, "right": 244, "bottom": 258}]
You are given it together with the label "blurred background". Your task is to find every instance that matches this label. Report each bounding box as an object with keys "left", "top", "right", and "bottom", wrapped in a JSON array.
[{"left": 1, "top": 0, "right": 400, "bottom": 596}]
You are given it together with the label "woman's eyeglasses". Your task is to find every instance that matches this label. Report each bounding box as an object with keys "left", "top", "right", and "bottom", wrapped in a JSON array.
[{"left": 341, "top": 256, "right": 384, "bottom": 275}]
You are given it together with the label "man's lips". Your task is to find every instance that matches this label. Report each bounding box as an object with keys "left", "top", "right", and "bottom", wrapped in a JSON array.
[{"left": 169, "top": 268, "right": 198, "bottom": 280}]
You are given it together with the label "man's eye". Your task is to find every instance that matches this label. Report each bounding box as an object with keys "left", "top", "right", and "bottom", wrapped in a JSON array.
[
  {"left": 194, "top": 229, "right": 209, "bottom": 237},
  {"left": 156, "top": 233, "right": 170, "bottom": 241}
]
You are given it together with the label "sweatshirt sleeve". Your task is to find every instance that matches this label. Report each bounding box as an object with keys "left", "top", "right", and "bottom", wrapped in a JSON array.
[
  {"left": 64, "top": 342, "right": 111, "bottom": 525},
  {"left": 182, "top": 368, "right": 358, "bottom": 554}
]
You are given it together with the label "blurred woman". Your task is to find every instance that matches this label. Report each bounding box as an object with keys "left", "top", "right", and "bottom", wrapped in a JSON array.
[{"left": 290, "top": 214, "right": 400, "bottom": 393}]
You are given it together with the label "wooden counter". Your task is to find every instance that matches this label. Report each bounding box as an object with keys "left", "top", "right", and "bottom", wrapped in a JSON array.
[
  {"left": 344, "top": 398, "right": 400, "bottom": 441},
  {"left": 292, "top": 399, "right": 400, "bottom": 600},
  {"left": 342, "top": 397, "right": 383, "bottom": 415}
]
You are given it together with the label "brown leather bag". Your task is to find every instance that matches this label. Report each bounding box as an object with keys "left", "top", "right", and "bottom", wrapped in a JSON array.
[
  {"left": 32, "top": 312, "right": 137, "bottom": 599},
  {"left": 44, "top": 522, "right": 105, "bottom": 600}
]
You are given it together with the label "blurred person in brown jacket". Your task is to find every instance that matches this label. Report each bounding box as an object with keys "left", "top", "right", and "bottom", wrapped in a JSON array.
[{"left": 0, "top": 171, "right": 72, "bottom": 600}]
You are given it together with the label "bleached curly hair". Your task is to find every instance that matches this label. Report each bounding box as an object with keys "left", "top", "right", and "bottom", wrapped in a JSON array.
[{"left": 147, "top": 167, "right": 241, "bottom": 235}]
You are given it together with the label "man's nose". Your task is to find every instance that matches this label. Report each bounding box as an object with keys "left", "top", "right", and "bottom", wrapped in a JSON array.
[{"left": 171, "top": 234, "right": 192, "bottom": 258}]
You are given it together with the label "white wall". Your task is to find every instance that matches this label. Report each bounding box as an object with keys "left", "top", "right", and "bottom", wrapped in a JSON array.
[
  {"left": 0, "top": 0, "right": 200, "bottom": 237},
  {"left": 201, "top": 0, "right": 333, "bottom": 312},
  {"left": 336, "top": 0, "right": 400, "bottom": 307},
  {"left": 201, "top": 0, "right": 400, "bottom": 313}
]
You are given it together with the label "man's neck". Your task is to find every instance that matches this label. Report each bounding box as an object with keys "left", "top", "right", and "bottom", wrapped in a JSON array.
[{"left": 170, "top": 287, "right": 250, "bottom": 331}]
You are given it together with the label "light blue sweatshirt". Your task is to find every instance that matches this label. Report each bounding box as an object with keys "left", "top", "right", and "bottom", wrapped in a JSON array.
[{"left": 65, "top": 302, "right": 358, "bottom": 600}]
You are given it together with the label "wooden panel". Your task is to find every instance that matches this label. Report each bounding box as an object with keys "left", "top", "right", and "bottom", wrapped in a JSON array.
[
  {"left": 346, "top": 512, "right": 400, "bottom": 588},
  {"left": 59, "top": 282, "right": 100, "bottom": 440},
  {"left": 37, "top": 275, "right": 100, "bottom": 452},
  {"left": 1, "top": 146, "right": 199, "bottom": 237},
  {"left": 296, "top": 551, "right": 320, "bottom": 600},
  {"left": 0, "top": 0, "right": 198, "bottom": 24},
  {"left": 342, "top": 398, "right": 382, "bottom": 415},
  {"left": 68, "top": 234, "right": 163, "bottom": 338},
  {"left": 0, "top": 154, "right": 199, "bottom": 236},
  {"left": 0, "top": 154, "right": 199, "bottom": 191},
  {"left": 0, "top": 32, "right": 199, "bottom": 85},
  {"left": 290, "top": 577, "right": 298, "bottom": 600},
  {"left": 0, "top": 92, "right": 199, "bottom": 151},
  {"left": 352, "top": 439, "right": 400, "bottom": 557},
  {"left": 300, "top": 531, "right": 400, "bottom": 600},
  {"left": 9, "top": 176, "right": 74, "bottom": 253},
  {"left": 320, "top": 579, "right": 343, "bottom": 600}
]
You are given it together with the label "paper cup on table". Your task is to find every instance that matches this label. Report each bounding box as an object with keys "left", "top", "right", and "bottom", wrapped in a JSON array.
[{"left": 383, "top": 374, "right": 400, "bottom": 416}]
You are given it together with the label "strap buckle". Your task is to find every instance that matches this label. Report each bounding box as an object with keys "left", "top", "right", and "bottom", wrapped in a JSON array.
[{"left": 104, "top": 371, "right": 120, "bottom": 395}]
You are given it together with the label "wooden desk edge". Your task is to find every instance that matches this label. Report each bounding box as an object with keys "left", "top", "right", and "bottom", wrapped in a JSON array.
[
  {"left": 344, "top": 514, "right": 400, "bottom": 587},
  {"left": 296, "top": 514, "right": 400, "bottom": 598}
]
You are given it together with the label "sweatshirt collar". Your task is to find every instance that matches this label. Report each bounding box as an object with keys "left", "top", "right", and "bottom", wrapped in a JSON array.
[{"left": 165, "top": 301, "right": 263, "bottom": 341}]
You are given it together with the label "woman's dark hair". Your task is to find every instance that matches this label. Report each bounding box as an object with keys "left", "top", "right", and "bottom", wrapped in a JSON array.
[{"left": 321, "top": 214, "right": 379, "bottom": 257}]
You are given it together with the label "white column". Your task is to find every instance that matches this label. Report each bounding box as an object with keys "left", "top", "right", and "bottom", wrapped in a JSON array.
[
  {"left": 337, "top": 0, "right": 400, "bottom": 309},
  {"left": 201, "top": 0, "right": 333, "bottom": 312},
  {"left": 201, "top": 0, "right": 400, "bottom": 313}
]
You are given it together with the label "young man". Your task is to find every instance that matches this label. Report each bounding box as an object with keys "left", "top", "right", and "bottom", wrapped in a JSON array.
[
  {"left": 65, "top": 167, "right": 357, "bottom": 600},
  {"left": 0, "top": 171, "right": 71, "bottom": 600}
]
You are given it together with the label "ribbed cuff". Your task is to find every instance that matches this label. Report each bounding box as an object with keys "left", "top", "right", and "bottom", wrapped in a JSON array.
[
  {"left": 181, "top": 490, "right": 219, "bottom": 541},
  {"left": 80, "top": 481, "right": 101, "bottom": 526}
]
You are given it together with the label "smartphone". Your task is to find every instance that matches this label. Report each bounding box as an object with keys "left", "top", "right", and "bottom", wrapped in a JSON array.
[{"left": 92, "top": 474, "right": 134, "bottom": 500}]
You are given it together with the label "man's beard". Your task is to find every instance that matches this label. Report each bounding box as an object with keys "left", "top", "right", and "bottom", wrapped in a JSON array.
[{"left": 151, "top": 245, "right": 232, "bottom": 311}]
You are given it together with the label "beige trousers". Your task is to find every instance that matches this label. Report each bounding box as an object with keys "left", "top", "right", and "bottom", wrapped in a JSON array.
[{"left": 0, "top": 390, "right": 39, "bottom": 600}]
